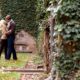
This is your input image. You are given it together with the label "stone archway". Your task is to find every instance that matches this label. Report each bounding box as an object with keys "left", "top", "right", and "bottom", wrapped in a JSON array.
[{"left": 15, "top": 30, "right": 37, "bottom": 53}]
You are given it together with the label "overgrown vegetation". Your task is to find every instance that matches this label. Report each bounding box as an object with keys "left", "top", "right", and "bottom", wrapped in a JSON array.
[
  {"left": 0, "top": 72, "right": 20, "bottom": 80},
  {"left": 0, "top": 53, "right": 43, "bottom": 80},
  {"left": 0, "top": 0, "right": 38, "bottom": 37},
  {"left": 0, "top": 53, "right": 43, "bottom": 68},
  {"left": 0, "top": 53, "right": 33, "bottom": 68},
  {"left": 54, "top": 0, "right": 80, "bottom": 79}
]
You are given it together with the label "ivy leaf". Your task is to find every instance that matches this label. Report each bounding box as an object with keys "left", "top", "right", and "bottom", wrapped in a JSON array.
[
  {"left": 63, "top": 34, "right": 71, "bottom": 39},
  {"left": 76, "top": 34, "right": 80, "bottom": 38},
  {"left": 65, "top": 28, "right": 72, "bottom": 33},
  {"left": 75, "top": 24, "right": 80, "bottom": 27},
  {"left": 71, "top": 28, "right": 75, "bottom": 32},
  {"left": 54, "top": 24, "right": 64, "bottom": 32}
]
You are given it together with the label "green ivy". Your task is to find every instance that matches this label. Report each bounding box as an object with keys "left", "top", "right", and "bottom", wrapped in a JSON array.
[
  {"left": 55, "top": 51, "right": 80, "bottom": 77},
  {"left": 55, "top": 0, "right": 80, "bottom": 41},
  {"left": 54, "top": 0, "right": 80, "bottom": 78}
]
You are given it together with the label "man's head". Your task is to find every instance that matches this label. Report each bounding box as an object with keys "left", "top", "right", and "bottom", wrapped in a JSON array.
[{"left": 5, "top": 15, "right": 11, "bottom": 22}]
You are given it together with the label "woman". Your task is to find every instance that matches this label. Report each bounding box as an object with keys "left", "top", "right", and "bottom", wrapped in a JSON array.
[{"left": 0, "top": 20, "right": 8, "bottom": 59}]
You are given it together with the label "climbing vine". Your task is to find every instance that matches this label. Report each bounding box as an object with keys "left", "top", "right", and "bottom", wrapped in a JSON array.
[{"left": 54, "top": 0, "right": 80, "bottom": 79}]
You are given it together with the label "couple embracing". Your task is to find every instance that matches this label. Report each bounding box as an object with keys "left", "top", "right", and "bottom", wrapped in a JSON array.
[{"left": 0, "top": 15, "right": 17, "bottom": 60}]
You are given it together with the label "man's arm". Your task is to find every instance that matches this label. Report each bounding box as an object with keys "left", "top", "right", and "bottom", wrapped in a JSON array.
[{"left": 7, "top": 22, "right": 15, "bottom": 35}]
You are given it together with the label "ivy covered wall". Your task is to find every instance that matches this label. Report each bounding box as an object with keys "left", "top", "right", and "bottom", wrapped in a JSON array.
[
  {"left": 38, "top": 0, "right": 80, "bottom": 79},
  {"left": 53, "top": 0, "right": 80, "bottom": 79},
  {"left": 0, "top": 0, "right": 38, "bottom": 37}
]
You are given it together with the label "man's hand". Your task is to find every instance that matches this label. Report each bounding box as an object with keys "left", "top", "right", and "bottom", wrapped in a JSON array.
[{"left": 6, "top": 30, "right": 12, "bottom": 36}]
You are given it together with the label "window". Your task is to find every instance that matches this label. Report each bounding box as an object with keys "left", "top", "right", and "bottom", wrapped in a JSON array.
[{"left": 19, "top": 33, "right": 24, "bottom": 37}]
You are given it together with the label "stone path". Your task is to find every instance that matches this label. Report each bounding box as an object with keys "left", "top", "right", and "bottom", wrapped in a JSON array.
[
  {"left": 20, "top": 61, "right": 45, "bottom": 80},
  {"left": 20, "top": 73, "right": 42, "bottom": 80}
]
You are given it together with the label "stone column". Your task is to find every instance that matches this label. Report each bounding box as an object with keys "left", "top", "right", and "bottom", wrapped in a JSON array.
[{"left": 48, "top": 16, "right": 55, "bottom": 69}]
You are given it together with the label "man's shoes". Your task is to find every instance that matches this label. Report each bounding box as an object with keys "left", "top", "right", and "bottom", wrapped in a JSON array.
[
  {"left": 5, "top": 58, "right": 10, "bottom": 60},
  {"left": 13, "top": 58, "right": 17, "bottom": 60}
]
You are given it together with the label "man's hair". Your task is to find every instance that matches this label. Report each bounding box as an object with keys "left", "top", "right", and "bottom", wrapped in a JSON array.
[{"left": 5, "top": 15, "right": 11, "bottom": 20}]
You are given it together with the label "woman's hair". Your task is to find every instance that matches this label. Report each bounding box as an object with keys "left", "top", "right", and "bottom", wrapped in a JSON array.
[{"left": 0, "top": 20, "right": 7, "bottom": 26}]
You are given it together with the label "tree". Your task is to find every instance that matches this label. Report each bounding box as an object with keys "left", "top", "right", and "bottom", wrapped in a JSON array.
[{"left": 0, "top": 0, "right": 38, "bottom": 37}]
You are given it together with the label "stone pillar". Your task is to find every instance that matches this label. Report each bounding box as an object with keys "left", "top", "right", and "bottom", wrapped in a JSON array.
[{"left": 48, "top": 16, "right": 55, "bottom": 67}]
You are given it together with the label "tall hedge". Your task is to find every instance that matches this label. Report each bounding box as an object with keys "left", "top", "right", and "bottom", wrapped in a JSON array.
[{"left": 0, "top": 0, "right": 38, "bottom": 37}]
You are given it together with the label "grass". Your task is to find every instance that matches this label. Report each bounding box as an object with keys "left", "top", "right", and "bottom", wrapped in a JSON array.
[
  {"left": 0, "top": 53, "right": 43, "bottom": 80},
  {"left": 33, "top": 54, "right": 43, "bottom": 65},
  {"left": 0, "top": 53, "right": 35, "bottom": 68},
  {"left": 0, "top": 52, "right": 43, "bottom": 68},
  {"left": 0, "top": 72, "right": 20, "bottom": 80},
  {"left": 0, "top": 53, "right": 32, "bottom": 80}
]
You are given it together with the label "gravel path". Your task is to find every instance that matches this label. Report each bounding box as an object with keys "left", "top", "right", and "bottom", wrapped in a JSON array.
[{"left": 20, "top": 61, "right": 44, "bottom": 80}]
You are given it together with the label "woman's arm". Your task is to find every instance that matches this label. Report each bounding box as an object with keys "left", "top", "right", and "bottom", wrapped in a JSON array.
[{"left": 2, "top": 24, "right": 8, "bottom": 35}]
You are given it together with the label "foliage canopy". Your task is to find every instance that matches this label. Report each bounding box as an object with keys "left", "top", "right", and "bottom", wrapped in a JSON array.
[{"left": 0, "top": 0, "right": 38, "bottom": 37}]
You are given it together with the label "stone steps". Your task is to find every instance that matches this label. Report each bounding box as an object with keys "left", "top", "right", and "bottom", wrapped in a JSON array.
[{"left": 3, "top": 69, "right": 45, "bottom": 73}]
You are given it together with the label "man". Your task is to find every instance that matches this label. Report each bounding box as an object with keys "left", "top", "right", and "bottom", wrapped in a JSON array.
[{"left": 5, "top": 15, "right": 17, "bottom": 60}]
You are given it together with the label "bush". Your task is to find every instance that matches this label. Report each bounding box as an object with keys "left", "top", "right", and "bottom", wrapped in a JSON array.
[{"left": 0, "top": 0, "right": 38, "bottom": 37}]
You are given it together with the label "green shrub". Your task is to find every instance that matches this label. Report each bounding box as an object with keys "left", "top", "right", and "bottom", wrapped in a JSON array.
[
  {"left": 0, "top": 0, "right": 38, "bottom": 37},
  {"left": 53, "top": 0, "right": 80, "bottom": 78}
]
